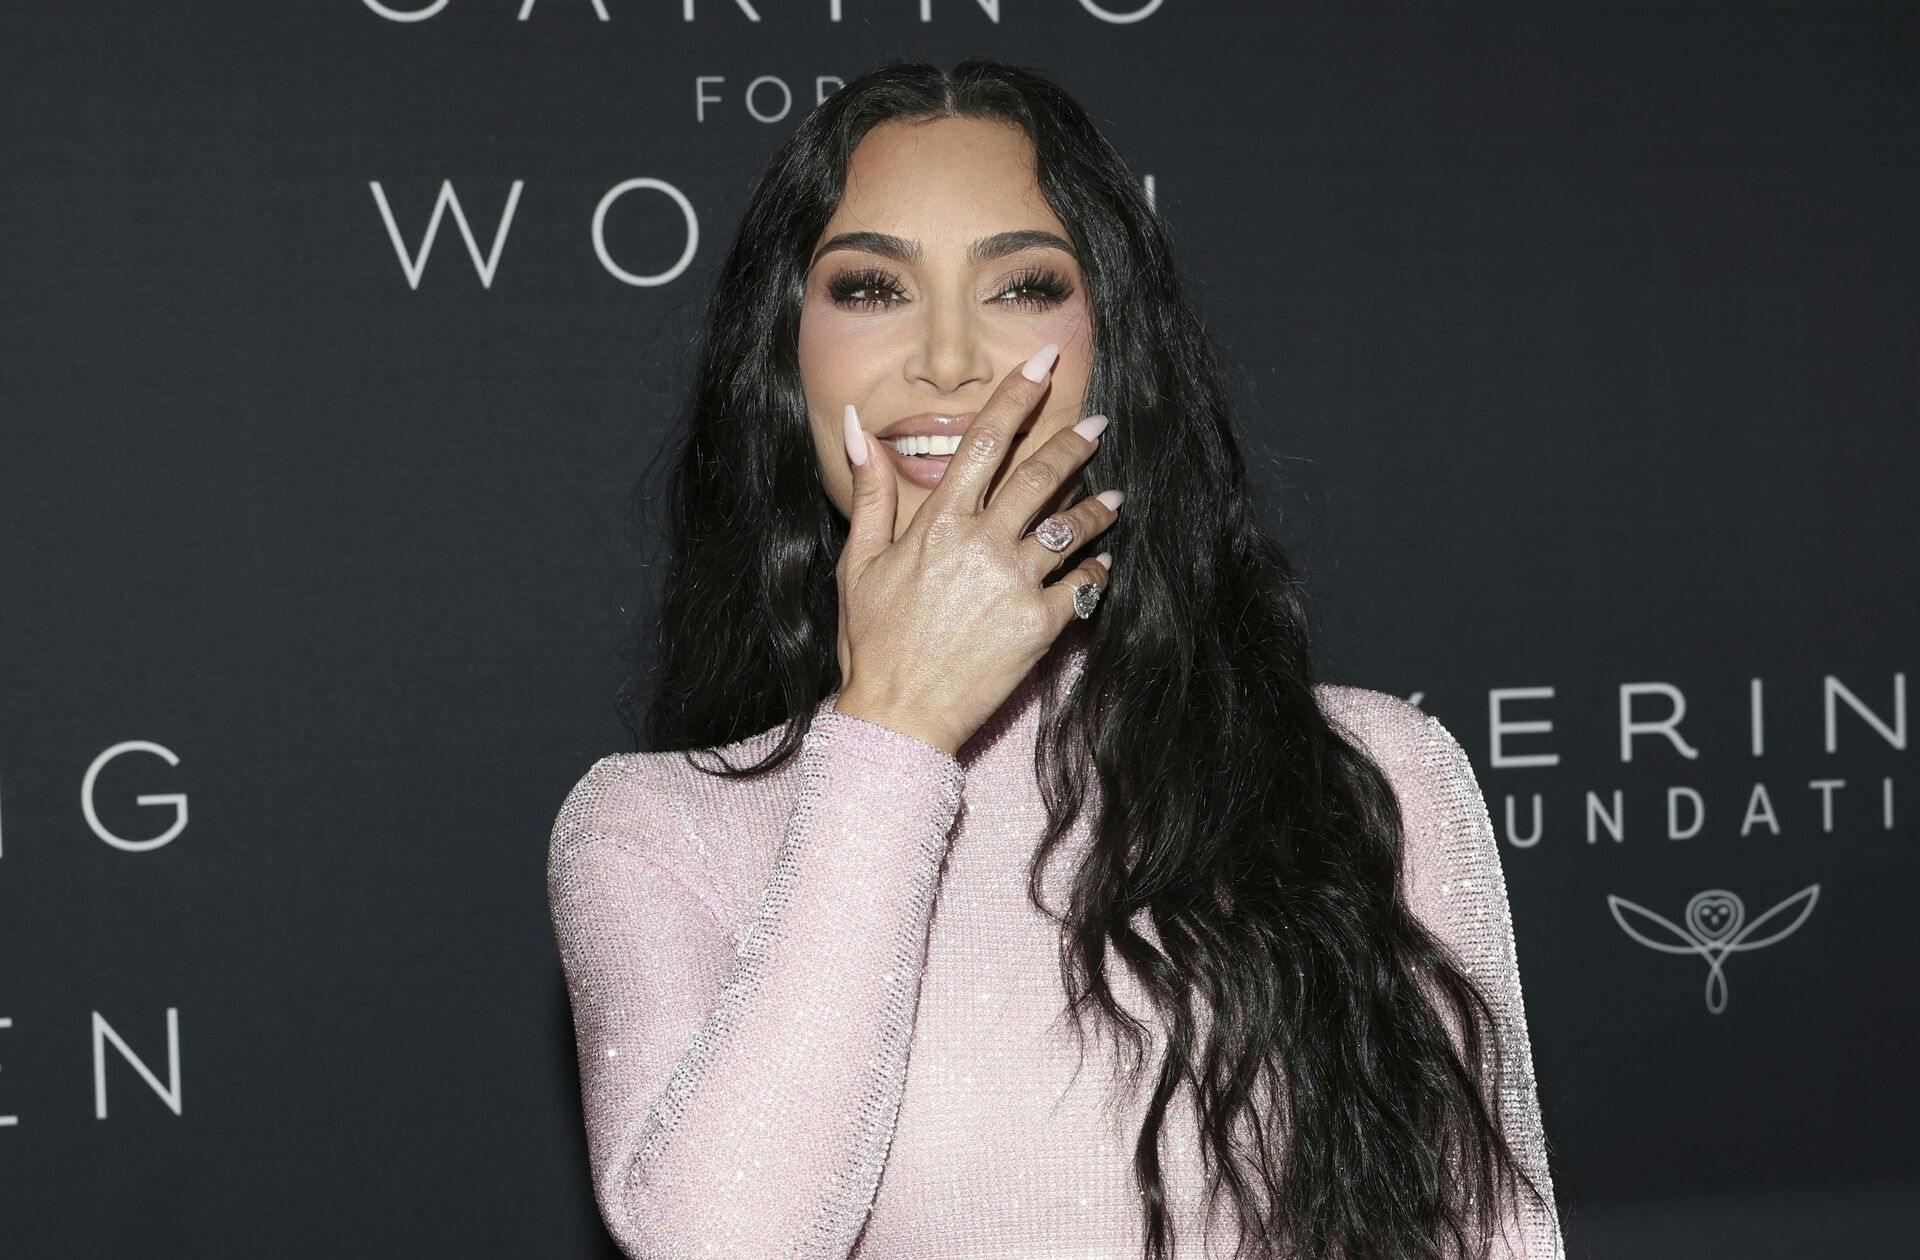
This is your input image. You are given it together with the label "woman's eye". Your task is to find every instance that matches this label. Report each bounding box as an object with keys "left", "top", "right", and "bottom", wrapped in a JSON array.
[
  {"left": 838, "top": 285, "right": 902, "bottom": 309},
  {"left": 827, "top": 271, "right": 907, "bottom": 310},
  {"left": 990, "top": 270, "right": 1075, "bottom": 310}
]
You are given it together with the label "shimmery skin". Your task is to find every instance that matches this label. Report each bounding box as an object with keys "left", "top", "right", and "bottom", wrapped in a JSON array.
[{"left": 547, "top": 639, "right": 1565, "bottom": 1258}]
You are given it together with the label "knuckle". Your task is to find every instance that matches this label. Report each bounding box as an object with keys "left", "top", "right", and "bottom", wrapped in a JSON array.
[
  {"left": 962, "top": 428, "right": 1005, "bottom": 465},
  {"left": 921, "top": 507, "right": 963, "bottom": 546},
  {"left": 1014, "top": 458, "right": 1063, "bottom": 496},
  {"left": 1011, "top": 600, "right": 1051, "bottom": 642},
  {"left": 965, "top": 533, "right": 1008, "bottom": 575},
  {"left": 1015, "top": 542, "right": 1055, "bottom": 581}
]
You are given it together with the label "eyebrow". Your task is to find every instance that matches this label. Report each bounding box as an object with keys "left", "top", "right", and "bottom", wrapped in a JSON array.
[{"left": 808, "top": 228, "right": 1076, "bottom": 269}]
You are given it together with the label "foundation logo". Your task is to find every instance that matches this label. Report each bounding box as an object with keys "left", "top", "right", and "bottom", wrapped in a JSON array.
[{"left": 1607, "top": 885, "right": 1821, "bottom": 1014}]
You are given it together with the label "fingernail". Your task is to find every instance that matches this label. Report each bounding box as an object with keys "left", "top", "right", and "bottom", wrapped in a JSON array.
[
  {"left": 843, "top": 403, "right": 868, "bottom": 467},
  {"left": 1072, "top": 413, "right": 1110, "bottom": 441},
  {"left": 1021, "top": 342, "right": 1061, "bottom": 382},
  {"left": 1095, "top": 489, "right": 1124, "bottom": 511},
  {"left": 1095, "top": 551, "right": 1113, "bottom": 570}
]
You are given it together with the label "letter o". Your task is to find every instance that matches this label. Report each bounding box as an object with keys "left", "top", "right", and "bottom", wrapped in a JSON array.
[
  {"left": 592, "top": 178, "right": 700, "bottom": 288},
  {"left": 745, "top": 75, "right": 794, "bottom": 124},
  {"left": 1076, "top": 0, "right": 1165, "bottom": 23},
  {"left": 360, "top": 0, "right": 451, "bottom": 21}
]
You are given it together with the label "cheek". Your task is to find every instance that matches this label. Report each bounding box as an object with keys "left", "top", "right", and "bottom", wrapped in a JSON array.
[
  {"left": 798, "top": 306, "right": 890, "bottom": 513},
  {"left": 797, "top": 304, "right": 890, "bottom": 408},
  {"left": 1039, "top": 299, "right": 1095, "bottom": 357},
  {"left": 1031, "top": 300, "right": 1095, "bottom": 420}
]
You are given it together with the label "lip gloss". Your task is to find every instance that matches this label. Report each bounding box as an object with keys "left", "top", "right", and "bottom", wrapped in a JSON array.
[{"left": 881, "top": 440, "right": 954, "bottom": 490}]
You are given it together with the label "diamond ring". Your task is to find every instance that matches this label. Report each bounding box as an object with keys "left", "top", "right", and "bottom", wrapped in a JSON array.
[
  {"left": 1033, "top": 515, "right": 1075, "bottom": 553},
  {"left": 1071, "top": 579, "right": 1102, "bottom": 619}
]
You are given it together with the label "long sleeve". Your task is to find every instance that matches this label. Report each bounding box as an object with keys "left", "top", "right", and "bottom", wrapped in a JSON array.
[
  {"left": 1404, "top": 713, "right": 1566, "bottom": 1260},
  {"left": 547, "top": 710, "right": 966, "bottom": 1259}
]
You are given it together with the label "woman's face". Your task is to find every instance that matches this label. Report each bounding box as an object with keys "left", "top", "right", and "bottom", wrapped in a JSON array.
[{"left": 798, "top": 115, "right": 1095, "bottom": 541}]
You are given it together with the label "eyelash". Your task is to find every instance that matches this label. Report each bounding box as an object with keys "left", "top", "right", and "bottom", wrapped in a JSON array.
[{"left": 823, "top": 266, "right": 1076, "bottom": 312}]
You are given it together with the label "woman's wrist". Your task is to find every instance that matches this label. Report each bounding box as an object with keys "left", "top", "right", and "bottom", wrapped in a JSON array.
[{"left": 832, "top": 686, "right": 963, "bottom": 757}]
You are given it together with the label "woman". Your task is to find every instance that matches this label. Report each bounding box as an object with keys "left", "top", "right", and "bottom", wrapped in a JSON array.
[{"left": 548, "top": 60, "right": 1564, "bottom": 1260}]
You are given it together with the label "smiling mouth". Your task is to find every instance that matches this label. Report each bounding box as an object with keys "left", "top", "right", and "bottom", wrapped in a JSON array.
[
  {"left": 885, "top": 434, "right": 963, "bottom": 459},
  {"left": 884, "top": 445, "right": 955, "bottom": 486},
  {"left": 879, "top": 423, "right": 1036, "bottom": 489},
  {"left": 879, "top": 423, "right": 1037, "bottom": 460}
]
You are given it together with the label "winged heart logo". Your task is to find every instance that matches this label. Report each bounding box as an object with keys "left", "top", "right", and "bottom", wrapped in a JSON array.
[{"left": 1606, "top": 885, "right": 1821, "bottom": 1014}]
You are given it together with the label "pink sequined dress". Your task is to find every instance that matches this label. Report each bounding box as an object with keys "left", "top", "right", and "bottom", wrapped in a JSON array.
[{"left": 548, "top": 640, "right": 1565, "bottom": 1258}]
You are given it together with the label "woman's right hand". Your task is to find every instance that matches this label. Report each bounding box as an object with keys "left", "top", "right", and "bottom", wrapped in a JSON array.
[{"left": 830, "top": 343, "right": 1120, "bottom": 756}]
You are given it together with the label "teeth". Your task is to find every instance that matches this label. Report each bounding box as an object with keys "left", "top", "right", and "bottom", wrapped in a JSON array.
[{"left": 890, "top": 433, "right": 963, "bottom": 457}]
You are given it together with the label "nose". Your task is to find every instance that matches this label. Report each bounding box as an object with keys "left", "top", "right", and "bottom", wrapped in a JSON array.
[{"left": 903, "top": 293, "right": 995, "bottom": 395}]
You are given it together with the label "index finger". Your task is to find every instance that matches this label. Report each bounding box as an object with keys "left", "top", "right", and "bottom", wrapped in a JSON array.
[{"left": 926, "top": 342, "right": 1060, "bottom": 515}]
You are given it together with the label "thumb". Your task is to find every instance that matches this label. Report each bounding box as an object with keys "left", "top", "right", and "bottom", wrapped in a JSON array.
[{"left": 840, "top": 403, "right": 897, "bottom": 571}]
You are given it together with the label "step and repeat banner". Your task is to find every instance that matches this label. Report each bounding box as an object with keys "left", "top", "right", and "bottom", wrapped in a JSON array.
[{"left": 3, "top": 4, "right": 1913, "bottom": 1257}]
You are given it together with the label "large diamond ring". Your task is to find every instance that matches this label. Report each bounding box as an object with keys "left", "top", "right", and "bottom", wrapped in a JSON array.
[
  {"left": 1033, "top": 515, "right": 1075, "bottom": 553},
  {"left": 1071, "top": 579, "right": 1102, "bottom": 619}
]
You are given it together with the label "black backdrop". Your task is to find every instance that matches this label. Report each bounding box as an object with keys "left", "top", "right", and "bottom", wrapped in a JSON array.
[{"left": 3, "top": 3, "right": 1915, "bottom": 1257}]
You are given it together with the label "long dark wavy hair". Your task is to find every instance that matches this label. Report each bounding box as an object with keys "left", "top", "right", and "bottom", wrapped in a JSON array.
[{"left": 616, "top": 59, "right": 1550, "bottom": 1260}]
